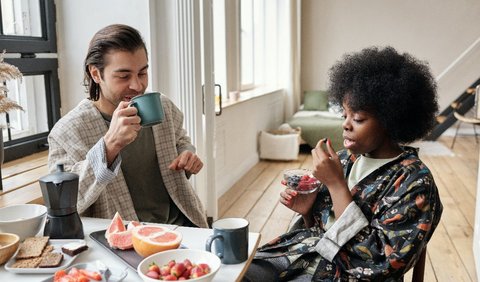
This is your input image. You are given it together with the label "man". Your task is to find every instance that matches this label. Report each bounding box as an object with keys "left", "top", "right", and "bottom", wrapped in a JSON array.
[{"left": 48, "top": 24, "right": 208, "bottom": 228}]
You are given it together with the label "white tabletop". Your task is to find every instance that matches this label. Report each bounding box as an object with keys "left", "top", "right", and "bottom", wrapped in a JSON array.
[{"left": 0, "top": 217, "right": 261, "bottom": 281}]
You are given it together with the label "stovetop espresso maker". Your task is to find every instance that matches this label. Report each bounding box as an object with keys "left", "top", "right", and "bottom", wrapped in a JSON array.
[{"left": 39, "top": 164, "right": 84, "bottom": 239}]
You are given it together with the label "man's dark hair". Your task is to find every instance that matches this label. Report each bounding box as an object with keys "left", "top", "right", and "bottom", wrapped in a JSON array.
[
  {"left": 328, "top": 46, "right": 439, "bottom": 144},
  {"left": 83, "top": 24, "right": 148, "bottom": 100}
]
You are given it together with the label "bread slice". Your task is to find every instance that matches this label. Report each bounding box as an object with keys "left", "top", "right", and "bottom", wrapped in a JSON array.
[
  {"left": 15, "top": 237, "right": 50, "bottom": 259},
  {"left": 61, "top": 241, "right": 88, "bottom": 256},
  {"left": 39, "top": 253, "right": 64, "bottom": 268}
]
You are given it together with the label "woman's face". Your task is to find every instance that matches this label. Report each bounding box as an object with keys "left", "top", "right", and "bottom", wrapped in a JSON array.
[{"left": 341, "top": 102, "right": 400, "bottom": 158}]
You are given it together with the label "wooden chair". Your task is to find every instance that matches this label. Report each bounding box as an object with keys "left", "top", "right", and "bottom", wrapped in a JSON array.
[
  {"left": 411, "top": 247, "right": 427, "bottom": 282},
  {"left": 450, "top": 111, "right": 480, "bottom": 149}
]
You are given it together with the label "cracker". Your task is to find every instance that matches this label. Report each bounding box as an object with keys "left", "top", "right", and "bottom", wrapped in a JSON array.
[
  {"left": 11, "top": 257, "right": 43, "bottom": 268},
  {"left": 15, "top": 236, "right": 50, "bottom": 259},
  {"left": 39, "top": 253, "right": 64, "bottom": 268},
  {"left": 42, "top": 245, "right": 54, "bottom": 255}
]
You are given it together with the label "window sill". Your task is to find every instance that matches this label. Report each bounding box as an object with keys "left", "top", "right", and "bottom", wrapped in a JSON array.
[{"left": 220, "top": 86, "right": 283, "bottom": 110}]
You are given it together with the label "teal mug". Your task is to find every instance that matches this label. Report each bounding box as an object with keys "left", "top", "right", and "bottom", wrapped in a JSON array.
[
  {"left": 130, "top": 92, "right": 165, "bottom": 127},
  {"left": 205, "top": 218, "right": 249, "bottom": 264}
]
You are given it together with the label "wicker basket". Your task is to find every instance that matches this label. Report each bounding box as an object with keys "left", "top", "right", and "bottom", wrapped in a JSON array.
[{"left": 259, "top": 128, "right": 301, "bottom": 160}]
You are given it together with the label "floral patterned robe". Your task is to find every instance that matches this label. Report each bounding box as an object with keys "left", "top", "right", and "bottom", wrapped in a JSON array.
[{"left": 254, "top": 146, "right": 443, "bottom": 281}]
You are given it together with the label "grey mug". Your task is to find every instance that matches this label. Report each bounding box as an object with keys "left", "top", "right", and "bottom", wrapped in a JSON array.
[{"left": 205, "top": 218, "right": 249, "bottom": 264}]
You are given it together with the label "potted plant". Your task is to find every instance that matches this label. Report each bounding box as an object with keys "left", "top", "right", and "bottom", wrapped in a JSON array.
[{"left": 0, "top": 50, "right": 24, "bottom": 190}]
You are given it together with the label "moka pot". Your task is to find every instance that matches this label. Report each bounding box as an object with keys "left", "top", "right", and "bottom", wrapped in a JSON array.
[{"left": 39, "top": 164, "right": 84, "bottom": 239}]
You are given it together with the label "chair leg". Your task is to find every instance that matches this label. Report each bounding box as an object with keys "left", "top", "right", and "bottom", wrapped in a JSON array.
[
  {"left": 473, "top": 124, "right": 479, "bottom": 144},
  {"left": 451, "top": 121, "right": 462, "bottom": 149},
  {"left": 412, "top": 248, "right": 427, "bottom": 282}
]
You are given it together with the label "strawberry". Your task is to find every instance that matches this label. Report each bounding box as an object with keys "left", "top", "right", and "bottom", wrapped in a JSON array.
[
  {"left": 164, "top": 274, "right": 179, "bottom": 281},
  {"left": 190, "top": 265, "right": 205, "bottom": 278},
  {"left": 171, "top": 262, "right": 185, "bottom": 277},
  {"left": 148, "top": 262, "right": 160, "bottom": 274},
  {"left": 146, "top": 270, "right": 160, "bottom": 279},
  {"left": 181, "top": 266, "right": 191, "bottom": 279},
  {"left": 296, "top": 183, "right": 309, "bottom": 191},
  {"left": 198, "top": 263, "right": 211, "bottom": 274},
  {"left": 183, "top": 258, "right": 193, "bottom": 268},
  {"left": 160, "top": 265, "right": 171, "bottom": 276},
  {"left": 168, "top": 260, "right": 176, "bottom": 268}
]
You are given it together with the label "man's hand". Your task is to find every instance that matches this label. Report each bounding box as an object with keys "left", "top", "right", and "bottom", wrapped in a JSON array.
[
  {"left": 104, "top": 101, "right": 141, "bottom": 165},
  {"left": 168, "top": 151, "right": 203, "bottom": 174}
]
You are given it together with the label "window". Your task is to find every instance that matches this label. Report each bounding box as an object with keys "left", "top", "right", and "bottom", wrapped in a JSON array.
[
  {"left": 213, "top": 0, "right": 279, "bottom": 98},
  {"left": 240, "top": 0, "right": 254, "bottom": 89},
  {"left": 0, "top": 0, "right": 59, "bottom": 161}
]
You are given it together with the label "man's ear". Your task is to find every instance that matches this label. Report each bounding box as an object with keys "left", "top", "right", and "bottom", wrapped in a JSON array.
[{"left": 89, "top": 65, "right": 101, "bottom": 83}]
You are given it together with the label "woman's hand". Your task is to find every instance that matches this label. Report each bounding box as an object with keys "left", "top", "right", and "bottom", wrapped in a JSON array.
[
  {"left": 280, "top": 188, "right": 317, "bottom": 216},
  {"left": 311, "top": 138, "right": 344, "bottom": 188},
  {"left": 312, "top": 138, "right": 352, "bottom": 218}
]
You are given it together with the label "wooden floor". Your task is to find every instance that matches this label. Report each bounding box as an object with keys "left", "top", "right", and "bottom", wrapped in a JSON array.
[{"left": 219, "top": 136, "right": 478, "bottom": 281}]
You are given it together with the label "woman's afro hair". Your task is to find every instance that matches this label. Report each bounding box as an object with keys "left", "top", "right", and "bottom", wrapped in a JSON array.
[{"left": 328, "top": 46, "right": 439, "bottom": 144}]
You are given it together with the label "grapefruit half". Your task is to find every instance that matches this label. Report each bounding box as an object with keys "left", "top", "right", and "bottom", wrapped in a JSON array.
[{"left": 131, "top": 225, "right": 182, "bottom": 257}]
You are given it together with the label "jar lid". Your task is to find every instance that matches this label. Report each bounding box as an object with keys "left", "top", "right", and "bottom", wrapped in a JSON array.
[{"left": 39, "top": 164, "right": 78, "bottom": 185}]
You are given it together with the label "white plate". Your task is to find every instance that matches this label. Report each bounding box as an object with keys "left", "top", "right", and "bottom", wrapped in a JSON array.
[
  {"left": 4, "top": 239, "right": 87, "bottom": 274},
  {"left": 40, "top": 261, "right": 128, "bottom": 282}
]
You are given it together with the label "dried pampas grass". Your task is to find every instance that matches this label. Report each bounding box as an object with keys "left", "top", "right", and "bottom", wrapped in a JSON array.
[{"left": 0, "top": 50, "right": 24, "bottom": 113}]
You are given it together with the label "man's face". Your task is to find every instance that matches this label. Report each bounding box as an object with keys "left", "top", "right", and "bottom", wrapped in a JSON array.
[{"left": 91, "top": 48, "right": 149, "bottom": 115}]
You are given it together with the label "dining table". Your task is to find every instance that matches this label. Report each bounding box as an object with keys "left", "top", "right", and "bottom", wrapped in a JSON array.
[{"left": 0, "top": 217, "right": 261, "bottom": 281}]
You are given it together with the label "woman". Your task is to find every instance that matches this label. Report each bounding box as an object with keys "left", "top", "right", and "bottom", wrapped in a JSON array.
[{"left": 244, "top": 46, "right": 443, "bottom": 281}]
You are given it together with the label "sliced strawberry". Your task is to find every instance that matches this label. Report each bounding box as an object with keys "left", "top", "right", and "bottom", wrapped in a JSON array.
[{"left": 300, "top": 174, "right": 310, "bottom": 181}]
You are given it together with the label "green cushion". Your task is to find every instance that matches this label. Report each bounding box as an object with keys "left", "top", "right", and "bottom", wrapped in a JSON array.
[{"left": 303, "top": 90, "right": 329, "bottom": 111}]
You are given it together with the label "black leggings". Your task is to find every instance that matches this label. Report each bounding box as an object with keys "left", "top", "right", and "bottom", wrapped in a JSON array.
[
  {"left": 242, "top": 256, "right": 314, "bottom": 282},
  {"left": 242, "top": 258, "right": 286, "bottom": 282}
]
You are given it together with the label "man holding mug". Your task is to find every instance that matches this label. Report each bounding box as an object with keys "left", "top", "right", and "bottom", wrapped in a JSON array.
[{"left": 47, "top": 24, "right": 208, "bottom": 228}]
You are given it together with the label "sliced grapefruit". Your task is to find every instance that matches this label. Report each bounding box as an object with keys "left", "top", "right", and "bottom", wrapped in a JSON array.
[
  {"left": 127, "top": 220, "right": 141, "bottom": 230},
  {"left": 107, "top": 230, "right": 133, "bottom": 250},
  {"left": 105, "top": 212, "right": 126, "bottom": 240},
  {"left": 131, "top": 225, "right": 182, "bottom": 257}
]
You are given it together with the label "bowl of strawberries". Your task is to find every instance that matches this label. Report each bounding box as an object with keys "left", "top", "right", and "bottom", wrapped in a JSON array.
[
  {"left": 137, "top": 249, "right": 220, "bottom": 282},
  {"left": 283, "top": 169, "right": 321, "bottom": 194}
]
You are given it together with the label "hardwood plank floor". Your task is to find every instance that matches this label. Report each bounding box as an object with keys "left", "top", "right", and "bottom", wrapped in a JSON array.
[{"left": 219, "top": 136, "right": 478, "bottom": 281}]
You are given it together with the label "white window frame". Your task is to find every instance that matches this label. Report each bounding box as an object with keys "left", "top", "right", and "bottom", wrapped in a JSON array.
[{"left": 217, "top": 0, "right": 278, "bottom": 98}]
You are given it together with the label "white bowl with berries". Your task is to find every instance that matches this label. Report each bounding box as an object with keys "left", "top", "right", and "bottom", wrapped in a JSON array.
[
  {"left": 137, "top": 249, "right": 221, "bottom": 281},
  {"left": 283, "top": 169, "right": 321, "bottom": 194}
]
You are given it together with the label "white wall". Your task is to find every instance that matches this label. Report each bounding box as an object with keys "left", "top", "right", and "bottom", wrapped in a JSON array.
[
  {"left": 55, "top": 0, "right": 152, "bottom": 114},
  {"left": 301, "top": 0, "right": 480, "bottom": 110},
  {"left": 215, "top": 91, "right": 284, "bottom": 196}
]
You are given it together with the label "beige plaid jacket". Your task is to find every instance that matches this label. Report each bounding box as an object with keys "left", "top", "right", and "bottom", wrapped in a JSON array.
[{"left": 47, "top": 96, "right": 208, "bottom": 228}]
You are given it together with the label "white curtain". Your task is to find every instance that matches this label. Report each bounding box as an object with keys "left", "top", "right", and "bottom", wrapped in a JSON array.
[{"left": 278, "top": 0, "right": 302, "bottom": 121}]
